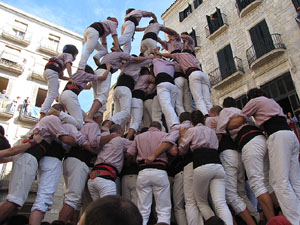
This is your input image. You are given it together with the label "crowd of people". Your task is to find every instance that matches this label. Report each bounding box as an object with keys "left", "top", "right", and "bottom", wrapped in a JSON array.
[{"left": 0, "top": 7, "right": 300, "bottom": 225}]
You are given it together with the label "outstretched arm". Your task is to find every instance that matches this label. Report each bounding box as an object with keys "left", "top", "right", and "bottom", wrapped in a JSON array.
[{"left": 227, "top": 116, "right": 245, "bottom": 129}]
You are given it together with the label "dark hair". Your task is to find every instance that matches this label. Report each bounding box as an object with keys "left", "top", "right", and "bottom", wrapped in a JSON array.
[
  {"left": 149, "top": 19, "right": 155, "bottom": 24},
  {"left": 140, "top": 127, "right": 149, "bottom": 133},
  {"left": 110, "top": 124, "right": 122, "bottom": 134},
  {"left": 84, "top": 195, "right": 142, "bottom": 225},
  {"left": 0, "top": 125, "right": 5, "bottom": 136},
  {"left": 140, "top": 67, "right": 150, "bottom": 75},
  {"left": 51, "top": 220, "right": 65, "bottom": 225},
  {"left": 150, "top": 121, "right": 162, "bottom": 130},
  {"left": 85, "top": 65, "right": 94, "bottom": 74},
  {"left": 63, "top": 44, "right": 79, "bottom": 58},
  {"left": 41, "top": 222, "right": 51, "bottom": 225},
  {"left": 52, "top": 104, "right": 65, "bottom": 112},
  {"left": 247, "top": 88, "right": 266, "bottom": 101},
  {"left": 222, "top": 97, "right": 236, "bottom": 108},
  {"left": 7, "top": 215, "right": 29, "bottom": 225},
  {"left": 179, "top": 112, "right": 191, "bottom": 123},
  {"left": 204, "top": 216, "right": 225, "bottom": 225},
  {"left": 191, "top": 110, "right": 204, "bottom": 126},
  {"left": 209, "top": 105, "right": 222, "bottom": 115},
  {"left": 181, "top": 32, "right": 188, "bottom": 35},
  {"left": 126, "top": 8, "right": 135, "bottom": 15}
]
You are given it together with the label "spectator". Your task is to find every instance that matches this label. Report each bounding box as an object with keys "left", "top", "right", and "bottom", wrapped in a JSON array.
[
  {"left": 78, "top": 195, "right": 142, "bottom": 225},
  {"left": 296, "top": 7, "right": 300, "bottom": 23},
  {"left": 0, "top": 89, "right": 8, "bottom": 100},
  {"left": 0, "top": 125, "right": 10, "bottom": 150},
  {"left": 22, "top": 97, "right": 30, "bottom": 116},
  {"left": 287, "top": 111, "right": 300, "bottom": 142},
  {"left": 8, "top": 96, "right": 20, "bottom": 114}
]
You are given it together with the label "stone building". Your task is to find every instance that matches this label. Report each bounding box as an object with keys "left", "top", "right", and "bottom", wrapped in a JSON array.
[
  {"left": 0, "top": 1, "right": 83, "bottom": 221},
  {"left": 162, "top": 0, "right": 300, "bottom": 115}
]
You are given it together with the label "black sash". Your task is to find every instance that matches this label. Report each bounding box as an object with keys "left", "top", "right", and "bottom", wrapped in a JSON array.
[
  {"left": 45, "top": 141, "right": 65, "bottom": 161},
  {"left": 193, "top": 147, "right": 221, "bottom": 169},
  {"left": 183, "top": 149, "right": 193, "bottom": 167},
  {"left": 125, "top": 16, "right": 138, "bottom": 26},
  {"left": 186, "top": 67, "right": 201, "bottom": 77},
  {"left": 138, "top": 159, "right": 167, "bottom": 171},
  {"left": 155, "top": 72, "right": 174, "bottom": 85},
  {"left": 263, "top": 116, "right": 290, "bottom": 136},
  {"left": 174, "top": 72, "right": 186, "bottom": 79},
  {"left": 89, "top": 22, "right": 104, "bottom": 36},
  {"left": 171, "top": 49, "right": 181, "bottom": 54},
  {"left": 132, "top": 89, "right": 145, "bottom": 100},
  {"left": 142, "top": 32, "right": 157, "bottom": 41},
  {"left": 45, "top": 61, "right": 62, "bottom": 73},
  {"left": 167, "top": 156, "right": 184, "bottom": 177},
  {"left": 90, "top": 163, "right": 119, "bottom": 181},
  {"left": 64, "top": 146, "right": 94, "bottom": 167},
  {"left": 26, "top": 140, "right": 51, "bottom": 162},
  {"left": 235, "top": 125, "right": 264, "bottom": 151},
  {"left": 63, "top": 81, "right": 82, "bottom": 95},
  {"left": 144, "top": 92, "right": 156, "bottom": 101},
  {"left": 97, "top": 64, "right": 113, "bottom": 73},
  {"left": 218, "top": 134, "right": 238, "bottom": 154},
  {"left": 115, "top": 74, "right": 135, "bottom": 91}
]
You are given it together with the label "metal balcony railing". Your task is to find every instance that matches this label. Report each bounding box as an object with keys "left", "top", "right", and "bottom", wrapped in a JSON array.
[
  {"left": 246, "top": 33, "right": 286, "bottom": 67},
  {"left": 205, "top": 13, "right": 228, "bottom": 38},
  {"left": 0, "top": 99, "right": 16, "bottom": 115},
  {"left": 209, "top": 57, "right": 244, "bottom": 86},
  {"left": 0, "top": 50, "right": 24, "bottom": 74},
  {"left": 39, "top": 38, "right": 60, "bottom": 56}
]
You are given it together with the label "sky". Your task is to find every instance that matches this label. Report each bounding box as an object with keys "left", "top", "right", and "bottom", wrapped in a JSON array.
[{"left": 2, "top": 0, "right": 175, "bottom": 111}]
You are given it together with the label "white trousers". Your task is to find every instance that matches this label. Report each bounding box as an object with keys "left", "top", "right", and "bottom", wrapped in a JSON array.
[
  {"left": 88, "top": 177, "right": 116, "bottom": 200},
  {"left": 174, "top": 77, "right": 193, "bottom": 115},
  {"left": 118, "top": 21, "right": 135, "bottom": 54},
  {"left": 140, "top": 38, "right": 157, "bottom": 56},
  {"left": 183, "top": 162, "right": 203, "bottom": 225},
  {"left": 157, "top": 82, "right": 179, "bottom": 130},
  {"left": 151, "top": 95, "right": 163, "bottom": 128},
  {"left": 6, "top": 153, "right": 38, "bottom": 207},
  {"left": 63, "top": 157, "right": 90, "bottom": 211},
  {"left": 193, "top": 164, "right": 233, "bottom": 225},
  {"left": 92, "top": 68, "right": 112, "bottom": 112},
  {"left": 220, "top": 150, "right": 258, "bottom": 216},
  {"left": 40, "top": 69, "right": 59, "bottom": 114},
  {"left": 32, "top": 156, "right": 62, "bottom": 212},
  {"left": 267, "top": 130, "right": 300, "bottom": 225},
  {"left": 188, "top": 70, "right": 212, "bottom": 115},
  {"left": 130, "top": 97, "right": 144, "bottom": 131},
  {"left": 78, "top": 27, "right": 108, "bottom": 69},
  {"left": 173, "top": 171, "right": 188, "bottom": 225},
  {"left": 121, "top": 174, "right": 138, "bottom": 206},
  {"left": 109, "top": 86, "right": 132, "bottom": 125},
  {"left": 242, "top": 135, "right": 272, "bottom": 197},
  {"left": 136, "top": 168, "right": 171, "bottom": 225},
  {"left": 59, "top": 90, "right": 83, "bottom": 130},
  {"left": 143, "top": 98, "right": 153, "bottom": 128}
]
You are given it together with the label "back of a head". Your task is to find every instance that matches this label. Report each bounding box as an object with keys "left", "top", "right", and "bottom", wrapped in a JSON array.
[
  {"left": 85, "top": 65, "right": 94, "bottom": 74},
  {"left": 149, "top": 19, "right": 155, "bottom": 24},
  {"left": 204, "top": 216, "right": 225, "bottom": 225},
  {"left": 140, "top": 67, "right": 150, "bottom": 75},
  {"left": 126, "top": 8, "right": 135, "bottom": 15},
  {"left": 63, "top": 44, "right": 79, "bottom": 58},
  {"left": 247, "top": 88, "right": 266, "bottom": 101},
  {"left": 51, "top": 220, "right": 65, "bottom": 225},
  {"left": 140, "top": 127, "right": 149, "bottom": 133},
  {"left": 109, "top": 124, "right": 122, "bottom": 134},
  {"left": 222, "top": 97, "right": 237, "bottom": 108},
  {"left": 179, "top": 112, "right": 191, "bottom": 123},
  {"left": 209, "top": 105, "right": 222, "bottom": 116},
  {"left": 150, "top": 121, "right": 162, "bottom": 130},
  {"left": 191, "top": 110, "right": 204, "bottom": 126},
  {"left": 0, "top": 125, "right": 5, "bottom": 136},
  {"left": 181, "top": 32, "right": 188, "bottom": 35},
  {"left": 84, "top": 195, "right": 142, "bottom": 225},
  {"left": 52, "top": 103, "right": 65, "bottom": 112}
]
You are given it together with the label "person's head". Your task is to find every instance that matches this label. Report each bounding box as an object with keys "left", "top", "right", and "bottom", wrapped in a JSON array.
[
  {"left": 126, "top": 8, "right": 135, "bottom": 15},
  {"left": 107, "top": 17, "right": 119, "bottom": 27},
  {"left": 149, "top": 19, "right": 155, "bottom": 24},
  {"left": 179, "top": 112, "right": 191, "bottom": 123},
  {"left": 191, "top": 110, "right": 205, "bottom": 126},
  {"left": 52, "top": 103, "right": 65, "bottom": 112},
  {"left": 222, "top": 97, "right": 236, "bottom": 108},
  {"left": 78, "top": 195, "right": 142, "bottom": 225},
  {"left": 63, "top": 44, "right": 79, "bottom": 60},
  {"left": 7, "top": 215, "right": 29, "bottom": 225},
  {"left": 150, "top": 121, "right": 162, "bottom": 130},
  {"left": 246, "top": 88, "right": 266, "bottom": 101},
  {"left": 51, "top": 220, "right": 65, "bottom": 225},
  {"left": 204, "top": 216, "right": 225, "bottom": 225},
  {"left": 93, "top": 112, "right": 103, "bottom": 125},
  {"left": 0, "top": 125, "right": 5, "bottom": 136},
  {"left": 110, "top": 124, "right": 123, "bottom": 136},
  {"left": 140, "top": 67, "right": 150, "bottom": 75},
  {"left": 41, "top": 222, "right": 51, "bottom": 225},
  {"left": 287, "top": 112, "right": 293, "bottom": 118},
  {"left": 85, "top": 65, "right": 94, "bottom": 74},
  {"left": 1, "top": 89, "right": 6, "bottom": 94},
  {"left": 209, "top": 105, "right": 222, "bottom": 117},
  {"left": 181, "top": 32, "right": 189, "bottom": 39}
]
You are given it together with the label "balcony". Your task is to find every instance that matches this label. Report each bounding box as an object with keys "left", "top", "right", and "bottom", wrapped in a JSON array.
[
  {"left": 209, "top": 57, "right": 244, "bottom": 90},
  {"left": 205, "top": 13, "right": 228, "bottom": 40},
  {"left": 1, "top": 24, "right": 32, "bottom": 46},
  {"left": 246, "top": 33, "right": 286, "bottom": 70},
  {"left": 0, "top": 99, "right": 15, "bottom": 119},
  {"left": 0, "top": 51, "right": 24, "bottom": 75},
  {"left": 31, "top": 62, "right": 46, "bottom": 82},
  {"left": 236, "top": 0, "right": 263, "bottom": 17},
  {"left": 18, "top": 104, "right": 39, "bottom": 124},
  {"left": 38, "top": 38, "right": 60, "bottom": 56}
]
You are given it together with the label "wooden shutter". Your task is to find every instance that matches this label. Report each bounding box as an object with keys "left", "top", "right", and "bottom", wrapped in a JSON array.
[
  {"left": 179, "top": 11, "right": 184, "bottom": 22},
  {"left": 217, "top": 44, "right": 236, "bottom": 79},
  {"left": 206, "top": 15, "right": 213, "bottom": 34},
  {"left": 191, "top": 29, "right": 197, "bottom": 47},
  {"left": 216, "top": 8, "right": 224, "bottom": 26},
  {"left": 194, "top": 0, "right": 199, "bottom": 9},
  {"left": 292, "top": 0, "right": 300, "bottom": 10}
]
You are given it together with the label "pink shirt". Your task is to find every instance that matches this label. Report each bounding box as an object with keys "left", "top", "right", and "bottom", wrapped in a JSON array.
[
  {"left": 125, "top": 10, "right": 153, "bottom": 25},
  {"left": 99, "top": 19, "right": 118, "bottom": 43},
  {"left": 241, "top": 96, "right": 285, "bottom": 128},
  {"left": 120, "top": 59, "right": 152, "bottom": 83},
  {"left": 144, "top": 23, "right": 164, "bottom": 35},
  {"left": 216, "top": 107, "right": 247, "bottom": 140},
  {"left": 182, "top": 35, "right": 195, "bottom": 51},
  {"left": 172, "top": 52, "right": 201, "bottom": 73},
  {"left": 31, "top": 115, "right": 68, "bottom": 144},
  {"left": 101, "top": 52, "right": 133, "bottom": 73},
  {"left": 134, "top": 74, "right": 154, "bottom": 92},
  {"left": 80, "top": 123, "right": 101, "bottom": 148},
  {"left": 205, "top": 116, "right": 219, "bottom": 131},
  {"left": 161, "top": 34, "right": 182, "bottom": 53},
  {"left": 94, "top": 136, "right": 131, "bottom": 173},
  {"left": 152, "top": 58, "right": 175, "bottom": 77},
  {"left": 62, "top": 123, "right": 88, "bottom": 147},
  {"left": 72, "top": 70, "right": 98, "bottom": 89},
  {"left": 163, "top": 120, "right": 193, "bottom": 145},
  {"left": 127, "top": 127, "right": 168, "bottom": 163},
  {"left": 53, "top": 53, "right": 74, "bottom": 70},
  {"left": 179, "top": 123, "right": 219, "bottom": 154}
]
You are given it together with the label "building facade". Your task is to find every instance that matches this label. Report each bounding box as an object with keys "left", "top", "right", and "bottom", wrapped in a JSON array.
[
  {"left": 0, "top": 1, "right": 83, "bottom": 221},
  {"left": 162, "top": 0, "right": 300, "bottom": 116}
]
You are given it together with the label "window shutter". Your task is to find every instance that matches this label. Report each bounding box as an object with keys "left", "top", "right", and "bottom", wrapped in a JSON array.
[
  {"left": 206, "top": 15, "right": 213, "bottom": 34},
  {"left": 216, "top": 8, "right": 224, "bottom": 26},
  {"left": 224, "top": 45, "right": 236, "bottom": 75},
  {"left": 292, "top": 0, "right": 300, "bottom": 10},
  {"left": 179, "top": 11, "right": 184, "bottom": 22},
  {"left": 194, "top": 0, "right": 199, "bottom": 9},
  {"left": 191, "top": 29, "right": 197, "bottom": 47},
  {"left": 189, "top": 4, "right": 192, "bottom": 13}
]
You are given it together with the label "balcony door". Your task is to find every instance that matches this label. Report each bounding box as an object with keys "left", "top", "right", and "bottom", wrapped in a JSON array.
[{"left": 217, "top": 44, "right": 236, "bottom": 79}]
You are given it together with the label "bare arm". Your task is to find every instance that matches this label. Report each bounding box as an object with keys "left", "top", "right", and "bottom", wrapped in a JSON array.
[
  {"left": 60, "top": 135, "right": 77, "bottom": 147},
  {"left": 135, "top": 27, "right": 146, "bottom": 32},
  {"left": 99, "top": 133, "right": 120, "bottom": 145},
  {"left": 84, "top": 83, "right": 92, "bottom": 90},
  {"left": 151, "top": 13, "right": 158, "bottom": 22},
  {"left": 227, "top": 116, "right": 245, "bottom": 130},
  {"left": 160, "top": 52, "right": 174, "bottom": 59},
  {"left": 112, "top": 35, "right": 120, "bottom": 50},
  {"left": 0, "top": 142, "right": 31, "bottom": 158},
  {"left": 132, "top": 55, "right": 154, "bottom": 62},
  {"left": 97, "top": 64, "right": 111, "bottom": 82}
]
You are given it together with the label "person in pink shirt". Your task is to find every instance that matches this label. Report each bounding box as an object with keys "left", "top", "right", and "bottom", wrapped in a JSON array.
[
  {"left": 40, "top": 44, "right": 78, "bottom": 117},
  {"left": 78, "top": 17, "right": 120, "bottom": 70},
  {"left": 88, "top": 124, "right": 131, "bottom": 200},
  {"left": 127, "top": 121, "right": 175, "bottom": 225},
  {"left": 179, "top": 110, "right": 232, "bottom": 225},
  {"left": 181, "top": 32, "right": 195, "bottom": 54}
]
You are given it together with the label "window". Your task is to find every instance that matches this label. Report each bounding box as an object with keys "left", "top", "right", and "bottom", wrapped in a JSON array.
[
  {"left": 179, "top": 4, "right": 192, "bottom": 22},
  {"left": 48, "top": 34, "right": 60, "bottom": 51},
  {"left": 206, "top": 8, "right": 224, "bottom": 34},
  {"left": 189, "top": 28, "right": 198, "bottom": 47},
  {"left": 13, "top": 20, "right": 28, "bottom": 39},
  {"left": 35, "top": 88, "right": 47, "bottom": 107},
  {"left": 291, "top": 0, "right": 300, "bottom": 10},
  {"left": 2, "top": 46, "right": 21, "bottom": 63},
  {"left": 249, "top": 20, "right": 274, "bottom": 59},
  {"left": 236, "top": 95, "right": 247, "bottom": 109},
  {"left": 0, "top": 77, "right": 9, "bottom": 96},
  {"left": 194, "top": 0, "right": 203, "bottom": 9},
  {"left": 217, "top": 44, "right": 236, "bottom": 79}
]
